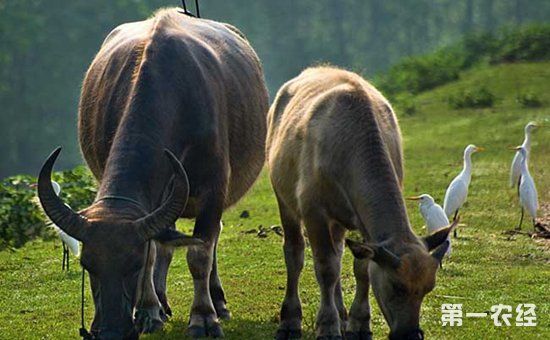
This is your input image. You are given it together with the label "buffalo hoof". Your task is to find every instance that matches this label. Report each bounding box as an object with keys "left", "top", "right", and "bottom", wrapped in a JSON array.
[
  {"left": 215, "top": 306, "right": 231, "bottom": 321},
  {"left": 345, "top": 331, "right": 373, "bottom": 340},
  {"left": 188, "top": 318, "right": 224, "bottom": 338},
  {"left": 275, "top": 328, "right": 302, "bottom": 339},
  {"left": 159, "top": 306, "right": 171, "bottom": 323},
  {"left": 134, "top": 307, "right": 164, "bottom": 334}
]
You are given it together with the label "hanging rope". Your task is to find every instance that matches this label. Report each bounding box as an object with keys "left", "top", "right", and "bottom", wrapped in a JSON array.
[
  {"left": 180, "top": 0, "right": 201, "bottom": 18},
  {"left": 79, "top": 269, "right": 94, "bottom": 339}
]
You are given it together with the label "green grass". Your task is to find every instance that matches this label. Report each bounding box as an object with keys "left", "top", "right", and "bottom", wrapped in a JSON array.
[{"left": 0, "top": 62, "right": 549, "bottom": 339}]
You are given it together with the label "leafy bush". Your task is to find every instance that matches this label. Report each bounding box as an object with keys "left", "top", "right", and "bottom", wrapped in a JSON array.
[
  {"left": 459, "top": 32, "right": 499, "bottom": 68},
  {"left": 448, "top": 87, "right": 496, "bottom": 109},
  {"left": 53, "top": 166, "right": 97, "bottom": 211},
  {"left": 0, "top": 166, "right": 96, "bottom": 249},
  {"left": 393, "top": 94, "right": 417, "bottom": 116},
  {"left": 378, "top": 24, "right": 550, "bottom": 96},
  {"left": 492, "top": 25, "right": 550, "bottom": 63},
  {"left": 516, "top": 92, "right": 544, "bottom": 108},
  {"left": 0, "top": 175, "right": 46, "bottom": 249},
  {"left": 379, "top": 50, "right": 462, "bottom": 95}
]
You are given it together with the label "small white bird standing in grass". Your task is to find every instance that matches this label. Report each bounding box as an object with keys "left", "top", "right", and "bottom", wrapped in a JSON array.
[
  {"left": 408, "top": 194, "right": 451, "bottom": 256},
  {"left": 443, "top": 144, "right": 485, "bottom": 237},
  {"left": 510, "top": 122, "right": 540, "bottom": 189},
  {"left": 33, "top": 181, "right": 80, "bottom": 270},
  {"left": 511, "top": 146, "right": 538, "bottom": 230}
]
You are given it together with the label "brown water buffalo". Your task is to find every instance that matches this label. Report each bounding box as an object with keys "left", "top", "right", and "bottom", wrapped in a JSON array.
[
  {"left": 266, "top": 66, "right": 453, "bottom": 340},
  {"left": 38, "top": 8, "right": 268, "bottom": 339}
]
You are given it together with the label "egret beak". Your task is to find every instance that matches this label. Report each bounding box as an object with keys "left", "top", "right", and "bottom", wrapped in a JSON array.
[
  {"left": 407, "top": 196, "right": 421, "bottom": 201},
  {"left": 508, "top": 146, "right": 521, "bottom": 151},
  {"left": 475, "top": 146, "right": 485, "bottom": 152}
]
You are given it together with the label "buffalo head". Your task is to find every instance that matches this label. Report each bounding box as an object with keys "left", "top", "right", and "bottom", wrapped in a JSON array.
[
  {"left": 346, "top": 219, "right": 457, "bottom": 339},
  {"left": 37, "top": 147, "right": 202, "bottom": 339}
]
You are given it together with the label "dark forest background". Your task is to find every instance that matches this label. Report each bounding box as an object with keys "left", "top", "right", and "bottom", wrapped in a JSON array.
[{"left": 1, "top": 0, "right": 550, "bottom": 177}]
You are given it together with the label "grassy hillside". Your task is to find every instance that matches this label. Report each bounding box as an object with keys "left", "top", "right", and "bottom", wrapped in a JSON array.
[{"left": 0, "top": 62, "right": 548, "bottom": 339}]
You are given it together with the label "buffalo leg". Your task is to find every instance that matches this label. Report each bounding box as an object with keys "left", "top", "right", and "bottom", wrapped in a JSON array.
[
  {"left": 276, "top": 196, "right": 305, "bottom": 340},
  {"left": 306, "top": 213, "right": 342, "bottom": 339},
  {"left": 153, "top": 240, "right": 175, "bottom": 320},
  {"left": 346, "top": 255, "right": 372, "bottom": 340},
  {"left": 135, "top": 242, "right": 164, "bottom": 334},
  {"left": 210, "top": 225, "right": 230, "bottom": 320},
  {"left": 330, "top": 223, "right": 347, "bottom": 334},
  {"left": 187, "top": 197, "right": 224, "bottom": 338}
]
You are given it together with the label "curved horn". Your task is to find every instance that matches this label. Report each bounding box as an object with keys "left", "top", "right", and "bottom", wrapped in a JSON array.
[
  {"left": 135, "top": 149, "right": 190, "bottom": 240},
  {"left": 37, "top": 147, "right": 90, "bottom": 241}
]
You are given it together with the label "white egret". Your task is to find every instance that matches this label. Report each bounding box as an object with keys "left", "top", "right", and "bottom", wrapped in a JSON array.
[
  {"left": 408, "top": 194, "right": 451, "bottom": 256},
  {"left": 443, "top": 144, "right": 484, "bottom": 237},
  {"left": 33, "top": 181, "right": 80, "bottom": 270},
  {"left": 511, "top": 146, "right": 538, "bottom": 230},
  {"left": 510, "top": 122, "right": 540, "bottom": 188}
]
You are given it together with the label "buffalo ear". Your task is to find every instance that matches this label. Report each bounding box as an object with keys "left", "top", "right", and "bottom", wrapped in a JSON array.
[
  {"left": 153, "top": 228, "right": 203, "bottom": 247},
  {"left": 431, "top": 240, "right": 450, "bottom": 265},
  {"left": 423, "top": 218, "right": 459, "bottom": 251},
  {"left": 345, "top": 239, "right": 375, "bottom": 259},
  {"left": 372, "top": 245, "right": 401, "bottom": 269},
  {"left": 346, "top": 239, "right": 401, "bottom": 269}
]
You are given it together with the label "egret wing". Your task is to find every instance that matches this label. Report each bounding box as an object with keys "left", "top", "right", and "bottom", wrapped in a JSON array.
[
  {"left": 444, "top": 178, "right": 468, "bottom": 218},
  {"left": 58, "top": 229, "right": 80, "bottom": 256},
  {"left": 426, "top": 204, "right": 450, "bottom": 234},
  {"left": 519, "top": 176, "right": 538, "bottom": 219},
  {"left": 510, "top": 152, "right": 521, "bottom": 188}
]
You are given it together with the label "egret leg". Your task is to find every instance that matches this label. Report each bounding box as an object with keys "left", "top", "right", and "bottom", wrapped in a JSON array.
[
  {"left": 516, "top": 176, "right": 521, "bottom": 198},
  {"left": 453, "top": 210, "right": 459, "bottom": 238},
  {"left": 516, "top": 208, "right": 524, "bottom": 230},
  {"left": 61, "top": 243, "right": 67, "bottom": 271},
  {"left": 66, "top": 246, "right": 69, "bottom": 271}
]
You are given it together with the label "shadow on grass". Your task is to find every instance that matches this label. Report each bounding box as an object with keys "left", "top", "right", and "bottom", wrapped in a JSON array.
[{"left": 144, "top": 317, "right": 316, "bottom": 340}]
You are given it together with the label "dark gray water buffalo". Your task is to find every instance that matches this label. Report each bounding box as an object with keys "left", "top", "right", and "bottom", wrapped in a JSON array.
[
  {"left": 266, "top": 66, "right": 453, "bottom": 340},
  {"left": 38, "top": 8, "right": 268, "bottom": 339}
]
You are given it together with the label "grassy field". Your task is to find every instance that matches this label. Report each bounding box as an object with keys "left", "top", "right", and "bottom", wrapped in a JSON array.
[{"left": 0, "top": 62, "right": 549, "bottom": 339}]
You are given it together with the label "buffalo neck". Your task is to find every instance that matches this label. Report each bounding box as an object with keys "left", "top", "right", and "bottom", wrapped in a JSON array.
[
  {"left": 96, "top": 106, "right": 174, "bottom": 212},
  {"left": 349, "top": 143, "right": 414, "bottom": 243}
]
